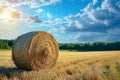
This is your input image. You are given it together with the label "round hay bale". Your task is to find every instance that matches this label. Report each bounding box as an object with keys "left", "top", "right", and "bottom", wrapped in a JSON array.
[{"left": 12, "top": 31, "right": 59, "bottom": 71}]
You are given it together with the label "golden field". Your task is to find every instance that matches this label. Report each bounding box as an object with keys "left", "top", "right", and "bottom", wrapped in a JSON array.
[{"left": 0, "top": 50, "right": 120, "bottom": 80}]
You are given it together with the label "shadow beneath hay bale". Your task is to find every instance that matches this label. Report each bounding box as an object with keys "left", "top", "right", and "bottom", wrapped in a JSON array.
[{"left": 0, "top": 67, "right": 24, "bottom": 77}]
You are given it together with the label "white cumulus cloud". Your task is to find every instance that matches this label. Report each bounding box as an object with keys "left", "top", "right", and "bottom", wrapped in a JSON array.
[
  {"left": 36, "top": 8, "right": 43, "bottom": 13},
  {"left": 0, "top": 0, "right": 61, "bottom": 8},
  {"left": 47, "top": 12, "right": 52, "bottom": 18}
]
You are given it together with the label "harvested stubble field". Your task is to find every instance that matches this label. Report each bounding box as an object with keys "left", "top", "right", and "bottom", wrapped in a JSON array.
[{"left": 0, "top": 50, "right": 120, "bottom": 80}]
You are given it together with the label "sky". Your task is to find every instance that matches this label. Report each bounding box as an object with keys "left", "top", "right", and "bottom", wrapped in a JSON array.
[{"left": 0, "top": 0, "right": 120, "bottom": 43}]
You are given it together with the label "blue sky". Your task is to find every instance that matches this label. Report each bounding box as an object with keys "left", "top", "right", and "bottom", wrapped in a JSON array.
[{"left": 0, "top": 0, "right": 120, "bottom": 43}]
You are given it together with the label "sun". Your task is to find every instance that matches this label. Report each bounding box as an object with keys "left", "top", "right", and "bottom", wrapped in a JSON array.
[
  {"left": 1, "top": 12, "right": 11, "bottom": 20},
  {"left": 0, "top": 11, "right": 15, "bottom": 24},
  {"left": 0, "top": 7, "right": 20, "bottom": 24},
  {"left": 0, "top": 9, "right": 13, "bottom": 24}
]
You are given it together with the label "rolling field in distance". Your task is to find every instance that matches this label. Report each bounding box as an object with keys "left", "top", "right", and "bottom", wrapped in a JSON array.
[{"left": 0, "top": 50, "right": 120, "bottom": 80}]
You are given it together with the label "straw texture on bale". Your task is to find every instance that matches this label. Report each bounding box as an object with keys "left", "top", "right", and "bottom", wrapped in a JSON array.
[{"left": 12, "top": 31, "right": 59, "bottom": 71}]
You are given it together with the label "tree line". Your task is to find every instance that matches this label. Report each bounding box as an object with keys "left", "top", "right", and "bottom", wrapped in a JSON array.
[
  {"left": 59, "top": 42, "right": 120, "bottom": 51},
  {"left": 0, "top": 39, "right": 14, "bottom": 50},
  {"left": 0, "top": 39, "right": 120, "bottom": 51}
]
